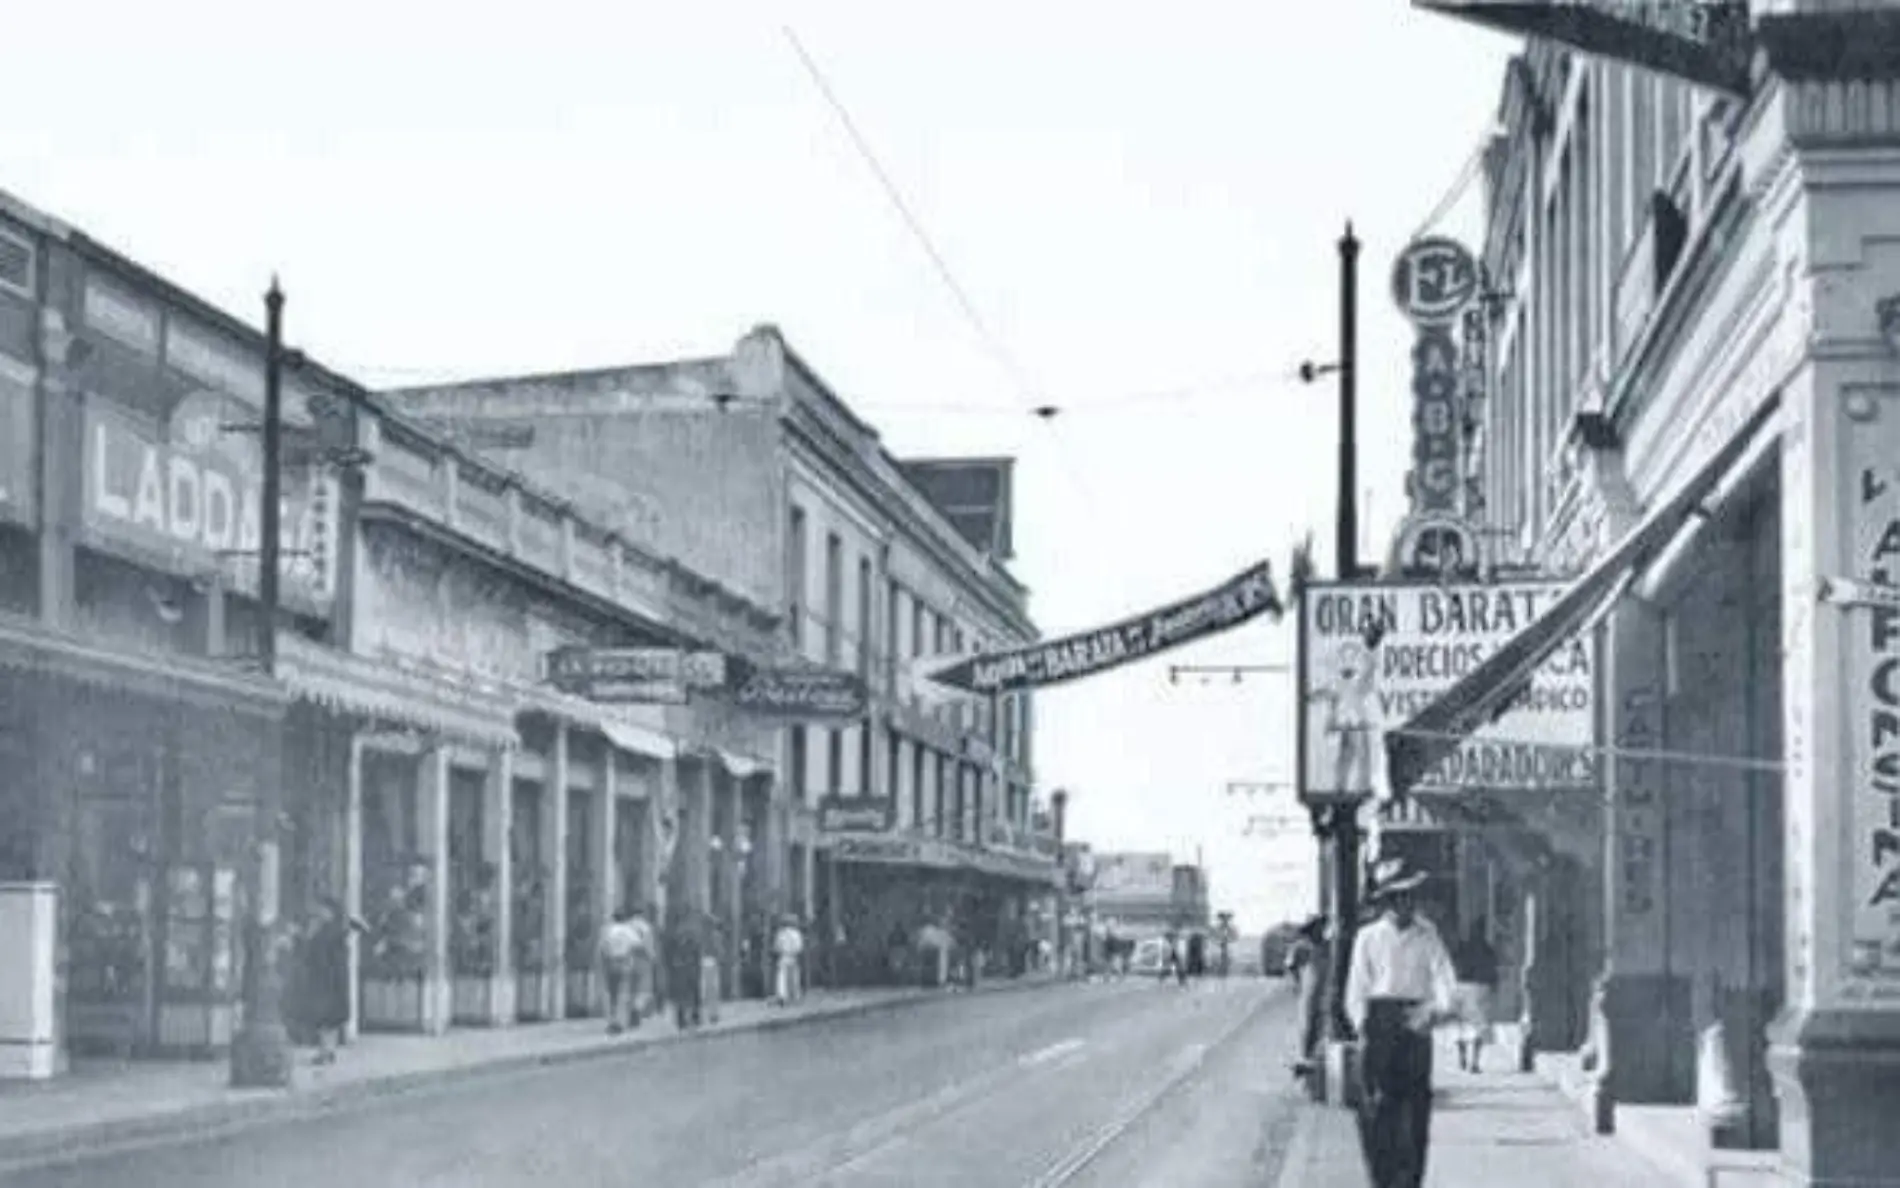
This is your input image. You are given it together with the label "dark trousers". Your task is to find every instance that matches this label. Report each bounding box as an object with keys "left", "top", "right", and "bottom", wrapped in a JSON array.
[
  {"left": 669, "top": 963, "right": 702, "bottom": 1028},
  {"left": 1355, "top": 999, "right": 1434, "bottom": 1188}
]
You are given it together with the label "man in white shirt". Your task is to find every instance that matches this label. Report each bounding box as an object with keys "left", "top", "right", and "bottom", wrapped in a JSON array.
[
  {"left": 1345, "top": 856, "right": 1458, "bottom": 1188},
  {"left": 772, "top": 915, "right": 805, "bottom": 1006}
]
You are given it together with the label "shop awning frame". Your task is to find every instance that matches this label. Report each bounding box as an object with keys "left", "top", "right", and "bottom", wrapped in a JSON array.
[
  {"left": 276, "top": 633, "right": 520, "bottom": 749},
  {"left": 1383, "top": 394, "right": 1782, "bottom": 800},
  {"left": 0, "top": 611, "right": 288, "bottom": 718},
  {"left": 514, "top": 681, "right": 681, "bottom": 761}
]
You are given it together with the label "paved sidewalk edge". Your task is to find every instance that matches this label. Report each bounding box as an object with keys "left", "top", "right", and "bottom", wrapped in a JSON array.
[
  {"left": 1270, "top": 1098, "right": 1323, "bottom": 1188},
  {"left": 0, "top": 977, "right": 1058, "bottom": 1171}
]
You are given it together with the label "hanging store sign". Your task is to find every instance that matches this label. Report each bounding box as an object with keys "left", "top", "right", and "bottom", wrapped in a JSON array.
[
  {"left": 818, "top": 796, "right": 895, "bottom": 834},
  {"left": 1392, "top": 237, "right": 1479, "bottom": 327},
  {"left": 1298, "top": 580, "right": 1596, "bottom": 802},
  {"left": 725, "top": 661, "right": 868, "bottom": 720},
  {"left": 80, "top": 393, "right": 340, "bottom": 613},
  {"left": 1410, "top": 1, "right": 1753, "bottom": 94},
  {"left": 927, "top": 561, "right": 1283, "bottom": 695},
  {"left": 543, "top": 646, "right": 727, "bottom": 705}
]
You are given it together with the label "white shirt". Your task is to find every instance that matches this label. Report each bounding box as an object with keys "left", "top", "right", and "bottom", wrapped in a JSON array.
[
  {"left": 774, "top": 925, "right": 804, "bottom": 958},
  {"left": 1344, "top": 914, "right": 1458, "bottom": 1032}
]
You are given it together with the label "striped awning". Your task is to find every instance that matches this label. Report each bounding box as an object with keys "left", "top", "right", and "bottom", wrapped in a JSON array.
[
  {"left": 0, "top": 612, "right": 286, "bottom": 718},
  {"left": 275, "top": 633, "right": 519, "bottom": 749}
]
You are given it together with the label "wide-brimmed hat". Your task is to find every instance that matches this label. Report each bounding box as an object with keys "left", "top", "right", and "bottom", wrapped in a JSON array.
[{"left": 1367, "top": 856, "right": 1429, "bottom": 900}]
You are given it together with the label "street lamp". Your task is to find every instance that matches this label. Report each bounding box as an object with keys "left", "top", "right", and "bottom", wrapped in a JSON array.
[{"left": 230, "top": 279, "right": 293, "bottom": 1088}]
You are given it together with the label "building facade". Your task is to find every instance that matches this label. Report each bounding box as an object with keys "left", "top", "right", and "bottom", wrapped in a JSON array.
[
  {"left": 384, "top": 325, "right": 1062, "bottom": 988},
  {"left": 0, "top": 186, "right": 797, "bottom": 1075},
  {"left": 1396, "top": 8, "right": 1900, "bottom": 1184}
]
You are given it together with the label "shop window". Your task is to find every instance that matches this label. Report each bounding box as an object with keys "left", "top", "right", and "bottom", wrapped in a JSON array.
[
  {"left": 827, "top": 729, "right": 844, "bottom": 795},
  {"left": 0, "top": 527, "right": 36, "bottom": 616},
  {"left": 790, "top": 726, "right": 809, "bottom": 803}
]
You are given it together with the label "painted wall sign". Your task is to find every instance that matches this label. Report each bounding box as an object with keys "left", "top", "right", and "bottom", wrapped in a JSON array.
[
  {"left": 80, "top": 392, "right": 339, "bottom": 612},
  {"left": 0, "top": 352, "right": 36, "bottom": 526},
  {"left": 725, "top": 661, "right": 867, "bottom": 720},
  {"left": 1298, "top": 580, "right": 1596, "bottom": 800},
  {"left": 82, "top": 277, "right": 160, "bottom": 357},
  {"left": 1411, "top": 1, "right": 1753, "bottom": 95},
  {"left": 927, "top": 560, "right": 1283, "bottom": 695},
  {"left": 1848, "top": 457, "right": 1900, "bottom": 981},
  {"left": 1391, "top": 237, "right": 1480, "bottom": 326}
]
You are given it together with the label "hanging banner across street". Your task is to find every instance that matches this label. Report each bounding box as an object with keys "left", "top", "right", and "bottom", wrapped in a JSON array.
[
  {"left": 1298, "top": 579, "right": 1596, "bottom": 802},
  {"left": 926, "top": 560, "right": 1283, "bottom": 695}
]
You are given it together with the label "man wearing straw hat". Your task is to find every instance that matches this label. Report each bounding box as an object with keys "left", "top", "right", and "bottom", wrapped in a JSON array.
[{"left": 1345, "top": 855, "right": 1459, "bottom": 1188}]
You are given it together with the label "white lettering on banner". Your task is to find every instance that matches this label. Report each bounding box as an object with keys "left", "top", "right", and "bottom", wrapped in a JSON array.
[
  {"left": 81, "top": 401, "right": 338, "bottom": 609},
  {"left": 1299, "top": 580, "right": 1596, "bottom": 798}
]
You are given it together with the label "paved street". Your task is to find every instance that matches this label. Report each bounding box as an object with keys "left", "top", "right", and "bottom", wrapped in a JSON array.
[{"left": 1, "top": 979, "right": 1306, "bottom": 1188}]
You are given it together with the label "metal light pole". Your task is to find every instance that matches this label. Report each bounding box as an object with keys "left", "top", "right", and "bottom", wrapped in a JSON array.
[
  {"left": 231, "top": 278, "right": 293, "bottom": 1088},
  {"left": 1325, "top": 224, "right": 1364, "bottom": 1045}
]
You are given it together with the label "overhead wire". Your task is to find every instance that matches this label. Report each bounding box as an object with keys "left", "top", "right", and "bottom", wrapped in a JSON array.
[{"left": 780, "top": 24, "right": 1109, "bottom": 509}]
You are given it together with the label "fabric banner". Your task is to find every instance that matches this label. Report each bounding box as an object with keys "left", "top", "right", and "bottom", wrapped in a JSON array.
[{"left": 927, "top": 561, "right": 1283, "bottom": 695}]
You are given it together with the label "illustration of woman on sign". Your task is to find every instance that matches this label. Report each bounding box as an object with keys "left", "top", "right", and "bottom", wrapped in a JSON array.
[{"left": 1312, "top": 621, "right": 1389, "bottom": 802}]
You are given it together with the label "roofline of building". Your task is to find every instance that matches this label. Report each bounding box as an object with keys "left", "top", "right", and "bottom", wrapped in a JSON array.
[{"left": 0, "top": 185, "right": 779, "bottom": 632}]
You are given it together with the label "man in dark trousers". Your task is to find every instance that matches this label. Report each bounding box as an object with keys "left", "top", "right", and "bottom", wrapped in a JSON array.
[
  {"left": 1287, "top": 914, "right": 1330, "bottom": 1084},
  {"left": 665, "top": 904, "right": 705, "bottom": 1030},
  {"left": 1345, "top": 856, "right": 1459, "bottom": 1188}
]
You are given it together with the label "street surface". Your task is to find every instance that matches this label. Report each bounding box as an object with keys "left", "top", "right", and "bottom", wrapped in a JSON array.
[{"left": 0, "top": 979, "right": 1304, "bottom": 1188}]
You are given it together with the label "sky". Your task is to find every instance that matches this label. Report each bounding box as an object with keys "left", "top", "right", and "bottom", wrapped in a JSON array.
[{"left": 2, "top": 0, "right": 1514, "bottom": 932}]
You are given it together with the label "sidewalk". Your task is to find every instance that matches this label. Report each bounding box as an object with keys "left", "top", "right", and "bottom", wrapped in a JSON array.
[
  {"left": 1272, "top": 1030, "right": 1682, "bottom": 1187},
  {"left": 0, "top": 974, "right": 1056, "bottom": 1172}
]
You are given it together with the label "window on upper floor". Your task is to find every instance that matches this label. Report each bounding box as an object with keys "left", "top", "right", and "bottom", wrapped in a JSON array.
[
  {"left": 787, "top": 505, "right": 807, "bottom": 648},
  {"left": 859, "top": 725, "right": 873, "bottom": 797},
  {"left": 911, "top": 599, "right": 926, "bottom": 659},
  {"left": 857, "top": 555, "right": 873, "bottom": 677},
  {"left": 824, "top": 532, "right": 843, "bottom": 667},
  {"left": 886, "top": 579, "right": 902, "bottom": 692},
  {"left": 827, "top": 727, "right": 844, "bottom": 795},
  {"left": 790, "top": 725, "right": 808, "bottom": 803}
]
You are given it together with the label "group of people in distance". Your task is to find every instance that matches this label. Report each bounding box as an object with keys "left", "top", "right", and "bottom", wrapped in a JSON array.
[{"left": 1283, "top": 856, "right": 1500, "bottom": 1188}]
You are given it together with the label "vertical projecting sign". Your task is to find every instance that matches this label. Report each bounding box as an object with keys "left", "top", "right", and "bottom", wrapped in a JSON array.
[{"left": 1392, "top": 238, "right": 1481, "bottom": 526}]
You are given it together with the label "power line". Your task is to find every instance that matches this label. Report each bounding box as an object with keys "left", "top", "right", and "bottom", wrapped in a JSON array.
[{"left": 781, "top": 24, "right": 1106, "bottom": 509}]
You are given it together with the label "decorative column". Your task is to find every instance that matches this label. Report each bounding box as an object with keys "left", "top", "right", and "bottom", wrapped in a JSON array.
[
  {"left": 483, "top": 745, "right": 516, "bottom": 1026},
  {"left": 343, "top": 735, "right": 365, "bottom": 1042},
  {"left": 419, "top": 746, "right": 452, "bottom": 1036},
  {"left": 1588, "top": 601, "right": 1680, "bottom": 1130},
  {"left": 762, "top": 778, "right": 787, "bottom": 918},
  {"left": 1764, "top": 88, "right": 1900, "bottom": 1183},
  {"left": 542, "top": 724, "right": 570, "bottom": 1020},
  {"left": 34, "top": 308, "right": 77, "bottom": 630},
  {"left": 683, "top": 759, "right": 712, "bottom": 916},
  {"left": 595, "top": 750, "right": 618, "bottom": 924}
]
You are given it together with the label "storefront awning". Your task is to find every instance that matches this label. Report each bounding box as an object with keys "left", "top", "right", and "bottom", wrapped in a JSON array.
[
  {"left": 601, "top": 719, "right": 679, "bottom": 762},
  {"left": 716, "top": 749, "right": 773, "bottom": 781},
  {"left": 275, "top": 633, "right": 520, "bottom": 749},
  {"left": 0, "top": 612, "right": 287, "bottom": 718},
  {"left": 1384, "top": 395, "right": 1782, "bottom": 800}
]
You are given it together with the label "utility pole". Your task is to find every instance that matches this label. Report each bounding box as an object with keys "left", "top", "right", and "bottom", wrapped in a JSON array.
[
  {"left": 1324, "top": 224, "right": 1364, "bottom": 1047},
  {"left": 231, "top": 278, "right": 293, "bottom": 1088}
]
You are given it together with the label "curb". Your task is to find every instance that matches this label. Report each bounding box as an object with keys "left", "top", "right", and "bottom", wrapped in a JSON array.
[
  {"left": 1270, "top": 1099, "right": 1322, "bottom": 1188},
  {"left": 0, "top": 976, "right": 1062, "bottom": 1173}
]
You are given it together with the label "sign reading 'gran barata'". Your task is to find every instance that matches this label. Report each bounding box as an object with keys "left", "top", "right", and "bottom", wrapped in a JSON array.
[
  {"left": 927, "top": 561, "right": 1283, "bottom": 696},
  {"left": 1299, "top": 580, "right": 1596, "bottom": 800}
]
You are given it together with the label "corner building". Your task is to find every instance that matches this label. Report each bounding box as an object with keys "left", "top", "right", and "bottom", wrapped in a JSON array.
[
  {"left": 385, "top": 326, "right": 1061, "bottom": 988},
  {"left": 1401, "top": 9, "right": 1900, "bottom": 1184}
]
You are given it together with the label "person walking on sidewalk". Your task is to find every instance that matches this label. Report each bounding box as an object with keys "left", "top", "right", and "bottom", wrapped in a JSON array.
[
  {"left": 1288, "top": 913, "right": 1330, "bottom": 1082},
  {"left": 295, "top": 896, "right": 366, "bottom": 1066},
  {"left": 772, "top": 914, "right": 805, "bottom": 1005},
  {"left": 1346, "top": 856, "right": 1459, "bottom": 1188},
  {"left": 1451, "top": 917, "right": 1499, "bottom": 1073},
  {"left": 598, "top": 905, "right": 653, "bottom": 1034},
  {"left": 665, "top": 904, "right": 705, "bottom": 1030}
]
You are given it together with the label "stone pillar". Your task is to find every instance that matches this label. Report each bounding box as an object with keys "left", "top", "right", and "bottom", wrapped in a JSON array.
[
  {"left": 1589, "top": 600, "right": 1683, "bottom": 1130},
  {"left": 721, "top": 771, "right": 744, "bottom": 997},
  {"left": 595, "top": 750, "right": 617, "bottom": 922},
  {"left": 34, "top": 308, "right": 77, "bottom": 630},
  {"left": 419, "top": 746, "right": 452, "bottom": 1036},
  {"left": 542, "top": 725, "right": 570, "bottom": 1020},
  {"left": 1763, "top": 106, "right": 1900, "bottom": 1182},
  {"left": 483, "top": 746, "right": 516, "bottom": 1026},
  {"left": 343, "top": 735, "right": 365, "bottom": 1042},
  {"left": 683, "top": 760, "right": 712, "bottom": 916},
  {"left": 1516, "top": 868, "right": 1543, "bottom": 1074}
]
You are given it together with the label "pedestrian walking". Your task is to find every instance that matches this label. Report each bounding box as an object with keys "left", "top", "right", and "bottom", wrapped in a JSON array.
[
  {"left": 1288, "top": 914, "right": 1330, "bottom": 1081},
  {"left": 1346, "top": 856, "right": 1459, "bottom": 1188},
  {"left": 772, "top": 914, "right": 805, "bottom": 1005},
  {"left": 598, "top": 904, "right": 653, "bottom": 1034},
  {"left": 665, "top": 904, "right": 705, "bottom": 1029},
  {"left": 1451, "top": 917, "right": 1499, "bottom": 1072},
  {"left": 1186, "top": 931, "right": 1207, "bottom": 979},
  {"left": 294, "top": 896, "right": 365, "bottom": 1066}
]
